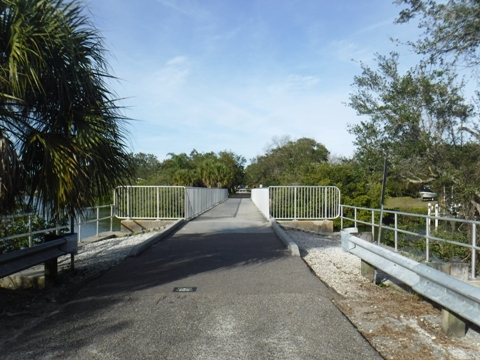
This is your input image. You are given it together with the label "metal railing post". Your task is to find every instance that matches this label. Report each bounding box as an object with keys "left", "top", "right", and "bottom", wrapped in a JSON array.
[
  {"left": 110, "top": 205, "right": 113, "bottom": 232},
  {"left": 28, "top": 214, "right": 33, "bottom": 247},
  {"left": 127, "top": 186, "right": 131, "bottom": 219},
  {"left": 472, "top": 223, "right": 477, "bottom": 279},
  {"left": 426, "top": 215, "right": 430, "bottom": 262},
  {"left": 394, "top": 213, "right": 398, "bottom": 252},
  {"left": 371, "top": 210, "right": 375, "bottom": 236},
  {"left": 96, "top": 207, "right": 100, "bottom": 236},
  {"left": 78, "top": 219, "right": 82, "bottom": 243},
  {"left": 340, "top": 206, "right": 344, "bottom": 229},
  {"left": 354, "top": 208, "right": 357, "bottom": 229},
  {"left": 294, "top": 187, "right": 297, "bottom": 220}
]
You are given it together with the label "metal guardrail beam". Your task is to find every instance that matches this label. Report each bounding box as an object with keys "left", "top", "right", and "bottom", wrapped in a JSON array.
[
  {"left": 0, "top": 237, "right": 77, "bottom": 279},
  {"left": 341, "top": 230, "right": 480, "bottom": 328}
]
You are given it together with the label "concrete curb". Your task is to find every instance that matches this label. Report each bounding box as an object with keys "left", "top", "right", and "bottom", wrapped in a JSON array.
[
  {"left": 129, "top": 219, "right": 186, "bottom": 257},
  {"left": 270, "top": 219, "right": 300, "bottom": 256}
]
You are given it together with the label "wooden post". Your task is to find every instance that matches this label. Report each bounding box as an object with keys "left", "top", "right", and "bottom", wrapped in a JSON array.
[
  {"left": 44, "top": 257, "right": 58, "bottom": 287},
  {"left": 44, "top": 233, "right": 60, "bottom": 287},
  {"left": 361, "top": 260, "right": 377, "bottom": 283},
  {"left": 437, "top": 263, "right": 467, "bottom": 337}
]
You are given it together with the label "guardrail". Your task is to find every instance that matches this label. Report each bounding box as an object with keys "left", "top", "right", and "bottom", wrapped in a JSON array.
[
  {"left": 341, "top": 204, "right": 479, "bottom": 279},
  {"left": 0, "top": 236, "right": 78, "bottom": 280},
  {"left": 341, "top": 230, "right": 480, "bottom": 329},
  {"left": 114, "top": 186, "right": 228, "bottom": 220}
]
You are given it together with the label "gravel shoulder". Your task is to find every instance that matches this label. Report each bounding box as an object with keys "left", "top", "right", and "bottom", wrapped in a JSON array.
[{"left": 1, "top": 227, "right": 480, "bottom": 359}]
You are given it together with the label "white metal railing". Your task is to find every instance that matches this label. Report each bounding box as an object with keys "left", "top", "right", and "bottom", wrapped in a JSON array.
[
  {"left": 77, "top": 205, "right": 115, "bottom": 241},
  {"left": 340, "top": 204, "right": 480, "bottom": 279},
  {"left": 0, "top": 213, "right": 69, "bottom": 251},
  {"left": 251, "top": 188, "right": 270, "bottom": 219},
  {"left": 114, "top": 186, "right": 185, "bottom": 219},
  {"left": 184, "top": 187, "right": 228, "bottom": 220},
  {"left": 269, "top": 186, "right": 341, "bottom": 220},
  {"left": 114, "top": 186, "right": 228, "bottom": 221}
]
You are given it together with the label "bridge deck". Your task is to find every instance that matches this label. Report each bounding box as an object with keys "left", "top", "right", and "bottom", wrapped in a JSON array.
[{"left": 4, "top": 197, "right": 380, "bottom": 359}]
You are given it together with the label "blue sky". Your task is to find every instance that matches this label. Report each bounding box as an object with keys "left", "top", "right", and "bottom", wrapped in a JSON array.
[{"left": 85, "top": 0, "right": 420, "bottom": 162}]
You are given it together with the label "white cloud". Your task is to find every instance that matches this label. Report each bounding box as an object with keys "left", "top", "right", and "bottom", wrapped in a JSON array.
[
  {"left": 267, "top": 74, "right": 321, "bottom": 94},
  {"left": 153, "top": 0, "right": 211, "bottom": 20},
  {"left": 140, "top": 56, "right": 192, "bottom": 105},
  {"left": 330, "top": 40, "right": 374, "bottom": 64}
]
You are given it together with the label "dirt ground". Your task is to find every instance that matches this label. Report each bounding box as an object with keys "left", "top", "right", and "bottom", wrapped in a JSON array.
[
  {"left": 1, "top": 233, "right": 480, "bottom": 359},
  {"left": 333, "top": 279, "right": 480, "bottom": 359}
]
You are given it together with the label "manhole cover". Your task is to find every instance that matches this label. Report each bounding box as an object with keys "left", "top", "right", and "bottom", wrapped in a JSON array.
[{"left": 173, "top": 287, "right": 197, "bottom": 292}]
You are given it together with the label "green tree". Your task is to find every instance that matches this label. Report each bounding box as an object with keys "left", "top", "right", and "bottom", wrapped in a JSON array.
[
  {"left": 132, "top": 153, "right": 161, "bottom": 183},
  {"left": 246, "top": 136, "right": 330, "bottom": 186},
  {"left": 347, "top": 52, "right": 480, "bottom": 216},
  {"left": 302, "top": 160, "right": 383, "bottom": 208},
  {"left": 0, "top": 0, "right": 134, "bottom": 220},
  {"left": 396, "top": 0, "right": 480, "bottom": 69},
  {"left": 146, "top": 150, "right": 245, "bottom": 192}
]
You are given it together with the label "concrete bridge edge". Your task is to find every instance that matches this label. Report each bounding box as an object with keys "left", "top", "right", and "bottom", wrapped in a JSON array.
[
  {"left": 270, "top": 219, "right": 300, "bottom": 257},
  {"left": 128, "top": 219, "right": 186, "bottom": 257}
]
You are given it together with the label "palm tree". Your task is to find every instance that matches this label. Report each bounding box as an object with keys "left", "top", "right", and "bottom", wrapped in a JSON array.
[{"left": 0, "top": 0, "right": 134, "bottom": 220}]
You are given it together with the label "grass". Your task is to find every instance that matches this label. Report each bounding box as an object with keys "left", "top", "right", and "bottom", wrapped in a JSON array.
[{"left": 385, "top": 196, "right": 434, "bottom": 211}]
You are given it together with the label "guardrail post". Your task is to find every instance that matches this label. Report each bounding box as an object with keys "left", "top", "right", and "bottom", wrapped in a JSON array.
[
  {"left": 361, "top": 260, "right": 377, "bottom": 283},
  {"left": 434, "top": 264, "right": 467, "bottom": 337},
  {"left": 44, "top": 234, "right": 59, "bottom": 287}
]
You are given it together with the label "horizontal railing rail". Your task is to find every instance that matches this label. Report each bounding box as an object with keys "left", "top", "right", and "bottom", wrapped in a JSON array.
[{"left": 340, "top": 204, "right": 480, "bottom": 279}]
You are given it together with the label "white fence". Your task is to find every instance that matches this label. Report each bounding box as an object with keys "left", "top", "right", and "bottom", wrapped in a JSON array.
[
  {"left": 251, "top": 186, "right": 341, "bottom": 220},
  {"left": 251, "top": 188, "right": 270, "bottom": 219},
  {"left": 184, "top": 187, "right": 228, "bottom": 220},
  {"left": 269, "top": 186, "right": 341, "bottom": 220},
  {"left": 114, "top": 186, "right": 228, "bottom": 221}
]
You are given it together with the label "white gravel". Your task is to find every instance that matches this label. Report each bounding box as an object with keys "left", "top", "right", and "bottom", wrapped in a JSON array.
[
  {"left": 284, "top": 229, "right": 369, "bottom": 295},
  {"left": 57, "top": 231, "right": 162, "bottom": 276}
]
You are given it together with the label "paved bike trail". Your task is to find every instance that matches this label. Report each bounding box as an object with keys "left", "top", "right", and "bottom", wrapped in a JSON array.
[{"left": 4, "top": 197, "right": 381, "bottom": 359}]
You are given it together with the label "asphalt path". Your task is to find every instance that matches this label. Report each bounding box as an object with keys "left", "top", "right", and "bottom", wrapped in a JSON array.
[{"left": 3, "top": 197, "right": 381, "bottom": 359}]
